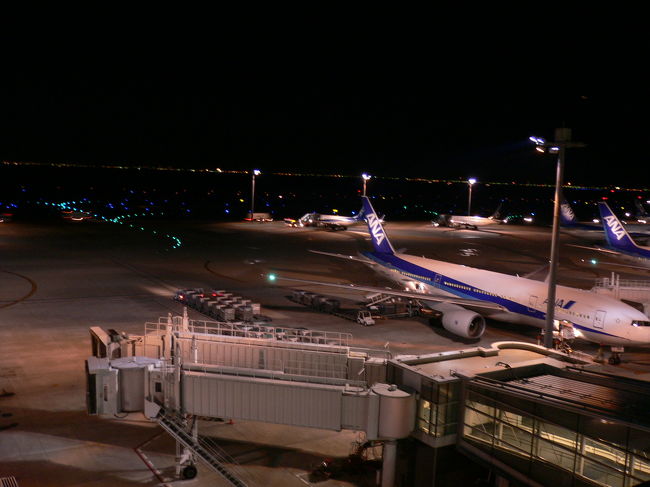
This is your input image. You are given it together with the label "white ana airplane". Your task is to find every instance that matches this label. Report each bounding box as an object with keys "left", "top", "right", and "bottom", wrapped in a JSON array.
[
  {"left": 274, "top": 196, "right": 650, "bottom": 364},
  {"left": 434, "top": 202, "right": 504, "bottom": 230},
  {"left": 284, "top": 206, "right": 383, "bottom": 231}
]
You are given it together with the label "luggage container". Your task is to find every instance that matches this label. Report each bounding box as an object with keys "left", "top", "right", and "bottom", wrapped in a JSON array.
[
  {"left": 235, "top": 306, "right": 253, "bottom": 322},
  {"left": 301, "top": 292, "right": 318, "bottom": 306},
  {"left": 218, "top": 307, "right": 236, "bottom": 322},
  {"left": 202, "top": 299, "right": 219, "bottom": 313},
  {"left": 209, "top": 302, "right": 225, "bottom": 321},
  {"left": 292, "top": 290, "right": 306, "bottom": 302},
  {"left": 197, "top": 297, "right": 211, "bottom": 310},
  {"left": 321, "top": 298, "right": 340, "bottom": 313},
  {"left": 313, "top": 295, "right": 329, "bottom": 310},
  {"left": 209, "top": 303, "right": 224, "bottom": 319}
]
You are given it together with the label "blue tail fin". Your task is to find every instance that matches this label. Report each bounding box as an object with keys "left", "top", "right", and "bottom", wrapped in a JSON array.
[
  {"left": 560, "top": 198, "right": 578, "bottom": 226},
  {"left": 361, "top": 196, "right": 395, "bottom": 254},
  {"left": 598, "top": 202, "right": 640, "bottom": 252}
]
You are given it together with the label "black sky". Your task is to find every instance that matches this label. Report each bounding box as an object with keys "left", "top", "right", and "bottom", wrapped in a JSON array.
[{"left": 3, "top": 64, "right": 649, "bottom": 186}]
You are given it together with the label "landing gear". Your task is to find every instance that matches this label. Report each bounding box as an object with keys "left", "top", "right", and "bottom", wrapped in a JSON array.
[
  {"left": 608, "top": 354, "right": 621, "bottom": 365},
  {"left": 607, "top": 346, "right": 624, "bottom": 365},
  {"left": 551, "top": 323, "right": 575, "bottom": 355}
]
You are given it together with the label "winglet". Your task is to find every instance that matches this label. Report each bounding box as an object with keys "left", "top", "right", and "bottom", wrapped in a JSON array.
[
  {"left": 361, "top": 196, "right": 395, "bottom": 254},
  {"left": 598, "top": 202, "right": 640, "bottom": 252}
]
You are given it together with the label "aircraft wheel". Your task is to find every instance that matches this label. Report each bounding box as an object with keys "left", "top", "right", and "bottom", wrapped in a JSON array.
[
  {"left": 182, "top": 464, "right": 198, "bottom": 479},
  {"left": 608, "top": 354, "right": 621, "bottom": 365}
]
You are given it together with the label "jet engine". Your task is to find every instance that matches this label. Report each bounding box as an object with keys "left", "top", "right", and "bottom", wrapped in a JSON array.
[{"left": 441, "top": 310, "right": 486, "bottom": 339}]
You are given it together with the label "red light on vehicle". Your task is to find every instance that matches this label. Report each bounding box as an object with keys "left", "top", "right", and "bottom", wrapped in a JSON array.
[
  {"left": 212, "top": 293, "right": 217, "bottom": 296},
  {"left": 602, "top": 197, "right": 608, "bottom": 200}
]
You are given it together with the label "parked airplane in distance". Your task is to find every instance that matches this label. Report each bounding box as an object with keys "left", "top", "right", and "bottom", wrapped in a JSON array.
[
  {"left": 434, "top": 203, "right": 503, "bottom": 230},
  {"left": 284, "top": 205, "right": 382, "bottom": 231},
  {"left": 561, "top": 197, "right": 650, "bottom": 235},
  {"left": 560, "top": 198, "right": 601, "bottom": 231},
  {"left": 61, "top": 210, "right": 94, "bottom": 222},
  {"left": 593, "top": 202, "right": 650, "bottom": 265},
  {"left": 275, "top": 197, "right": 650, "bottom": 364}
]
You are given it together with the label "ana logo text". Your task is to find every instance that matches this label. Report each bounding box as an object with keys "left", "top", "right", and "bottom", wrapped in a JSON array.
[
  {"left": 367, "top": 213, "right": 385, "bottom": 246},
  {"left": 604, "top": 215, "right": 626, "bottom": 241},
  {"left": 543, "top": 298, "right": 576, "bottom": 310}
]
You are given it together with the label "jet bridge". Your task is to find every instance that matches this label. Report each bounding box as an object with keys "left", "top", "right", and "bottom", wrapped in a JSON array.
[
  {"left": 86, "top": 313, "right": 415, "bottom": 486},
  {"left": 593, "top": 272, "right": 650, "bottom": 313}
]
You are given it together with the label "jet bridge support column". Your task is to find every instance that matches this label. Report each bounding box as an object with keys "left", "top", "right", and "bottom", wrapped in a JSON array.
[
  {"left": 371, "top": 383, "right": 416, "bottom": 487},
  {"left": 382, "top": 440, "right": 397, "bottom": 487}
]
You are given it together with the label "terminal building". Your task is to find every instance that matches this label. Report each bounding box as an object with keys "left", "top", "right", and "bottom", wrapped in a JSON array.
[{"left": 86, "top": 313, "right": 650, "bottom": 486}]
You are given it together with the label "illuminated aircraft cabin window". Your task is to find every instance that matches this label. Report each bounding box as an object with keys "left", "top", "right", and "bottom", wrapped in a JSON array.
[{"left": 632, "top": 320, "right": 650, "bottom": 326}]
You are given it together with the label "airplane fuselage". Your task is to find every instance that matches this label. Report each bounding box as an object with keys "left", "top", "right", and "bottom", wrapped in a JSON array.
[
  {"left": 448, "top": 215, "right": 501, "bottom": 229},
  {"left": 362, "top": 250, "right": 650, "bottom": 347}
]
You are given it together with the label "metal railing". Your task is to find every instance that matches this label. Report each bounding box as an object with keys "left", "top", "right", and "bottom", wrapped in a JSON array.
[{"left": 145, "top": 316, "right": 353, "bottom": 348}]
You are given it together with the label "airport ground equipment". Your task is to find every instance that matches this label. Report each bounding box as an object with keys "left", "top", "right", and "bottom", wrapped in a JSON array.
[
  {"left": 174, "top": 288, "right": 262, "bottom": 322},
  {"left": 245, "top": 212, "right": 273, "bottom": 222},
  {"left": 289, "top": 289, "right": 421, "bottom": 325},
  {"left": 356, "top": 310, "right": 375, "bottom": 326}
]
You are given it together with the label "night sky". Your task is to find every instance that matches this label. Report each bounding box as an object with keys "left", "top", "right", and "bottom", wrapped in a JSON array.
[{"left": 3, "top": 66, "right": 649, "bottom": 187}]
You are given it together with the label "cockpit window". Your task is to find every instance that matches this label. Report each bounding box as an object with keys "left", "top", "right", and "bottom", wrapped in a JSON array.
[{"left": 632, "top": 320, "right": 650, "bottom": 327}]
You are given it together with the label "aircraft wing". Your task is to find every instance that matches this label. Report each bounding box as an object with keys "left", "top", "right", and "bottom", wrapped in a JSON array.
[
  {"left": 566, "top": 244, "right": 622, "bottom": 255},
  {"left": 309, "top": 250, "right": 378, "bottom": 265},
  {"left": 568, "top": 245, "right": 650, "bottom": 270},
  {"left": 268, "top": 275, "right": 506, "bottom": 311}
]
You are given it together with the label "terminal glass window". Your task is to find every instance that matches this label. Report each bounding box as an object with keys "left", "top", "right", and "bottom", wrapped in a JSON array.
[
  {"left": 417, "top": 399, "right": 434, "bottom": 435},
  {"left": 463, "top": 388, "right": 650, "bottom": 487},
  {"left": 416, "top": 381, "right": 459, "bottom": 437}
]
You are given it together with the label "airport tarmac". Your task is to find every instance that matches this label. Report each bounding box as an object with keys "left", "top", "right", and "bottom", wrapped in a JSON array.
[{"left": 1, "top": 218, "right": 650, "bottom": 486}]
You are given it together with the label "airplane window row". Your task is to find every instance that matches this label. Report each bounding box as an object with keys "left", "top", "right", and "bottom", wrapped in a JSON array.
[
  {"left": 562, "top": 309, "right": 591, "bottom": 320},
  {"left": 442, "top": 281, "right": 504, "bottom": 300}
]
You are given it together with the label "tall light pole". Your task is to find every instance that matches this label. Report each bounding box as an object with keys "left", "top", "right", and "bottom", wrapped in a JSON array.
[
  {"left": 362, "top": 173, "right": 371, "bottom": 197},
  {"left": 467, "top": 178, "right": 477, "bottom": 216},
  {"left": 250, "top": 169, "right": 261, "bottom": 219},
  {"left": 530, "top": 129, "right": 584, "bottom": 348}
]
